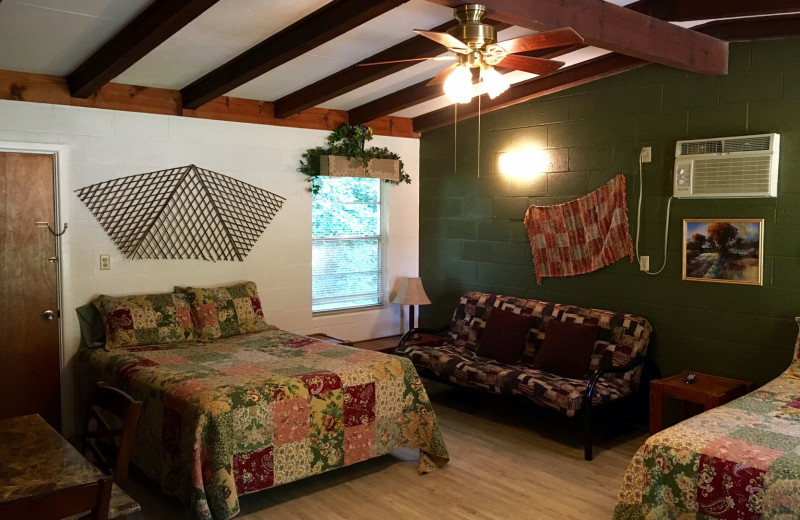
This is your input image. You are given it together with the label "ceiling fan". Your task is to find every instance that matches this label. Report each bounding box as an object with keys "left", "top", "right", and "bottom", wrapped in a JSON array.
[{"left": 360, "top": 4, "right": 584, "bottom": 103}]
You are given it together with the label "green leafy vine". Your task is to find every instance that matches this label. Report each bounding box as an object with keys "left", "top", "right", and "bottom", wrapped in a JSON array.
[{"left": 298, "top": 124, "right": 411, "bottom": 194}]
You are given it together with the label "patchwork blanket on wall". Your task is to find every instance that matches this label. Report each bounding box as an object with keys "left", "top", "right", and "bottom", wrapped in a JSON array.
[{"left": 524, "top": 173, "right": 634, "bottom": 284}]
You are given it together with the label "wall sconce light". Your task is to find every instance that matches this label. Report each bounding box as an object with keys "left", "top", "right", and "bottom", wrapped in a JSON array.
[{"left": 498, "top": 149, "right": 551, "bottom": 178}]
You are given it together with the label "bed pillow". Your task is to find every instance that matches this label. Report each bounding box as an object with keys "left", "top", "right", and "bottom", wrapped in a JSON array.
[
  {"left": 533, "top": 319, "right": 599, "bottom": 379},
  {"left": 184, "top": 281, "right": 269, "bottom": 340},
  {"left": 92, "top": 292, "right": 195, "bottom": 350},
  {"left": 475, "top": 307, "right": 535, "bottom": 364}
]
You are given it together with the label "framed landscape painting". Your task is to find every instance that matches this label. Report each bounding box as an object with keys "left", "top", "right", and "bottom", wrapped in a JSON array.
[{"left": 682, "top": 219, "right": 764, "bottom": 285}]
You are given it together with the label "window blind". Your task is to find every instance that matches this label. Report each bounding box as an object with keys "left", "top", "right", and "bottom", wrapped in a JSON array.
[{"left": 312, "top": 177, "right": 383, "bottom": 312}]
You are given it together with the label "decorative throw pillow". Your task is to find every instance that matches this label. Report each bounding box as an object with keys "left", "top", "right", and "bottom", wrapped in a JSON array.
[
  {"left": 93, "top": 292, "right": 195, "bottom": 350},
  {"left": 533, "top": 319, "right": 599, "bottom": 378},
  {"left": 184, "top": 281, "right": 269, "bottom": 340},
  {"left": 476, "top": 307, "right": 536, "bottom": 364}
]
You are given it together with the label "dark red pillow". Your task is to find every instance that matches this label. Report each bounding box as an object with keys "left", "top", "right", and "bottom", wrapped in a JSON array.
[
  {"left": 533, "top": 319, "right": 599, "bottom": 378},
  {"left": 476, "top": 307, "right": 535, "bottom": 364}
]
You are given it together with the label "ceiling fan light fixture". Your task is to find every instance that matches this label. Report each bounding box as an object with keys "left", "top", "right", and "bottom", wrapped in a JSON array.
[
  {"left": 481, "top": 66, "right": 509, "bottom": 99},
  {"left": 444, "top": 64, "right": 473, "bottom": 104}
]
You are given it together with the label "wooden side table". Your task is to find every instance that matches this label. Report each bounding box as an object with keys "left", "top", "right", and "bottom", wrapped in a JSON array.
[
  {"left": 306, "top": 333, "right": 354, "bottom": 347},
  {"left": 349, "top": 333, "right": 448, "bottom": 354},
  {"left": 650, "top": 370, "right": 753, "bottom": 435}
]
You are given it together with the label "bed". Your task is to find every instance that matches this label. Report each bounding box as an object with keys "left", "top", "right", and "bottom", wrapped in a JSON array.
[
  {"left": 76, "top": 327, "right": 449, "bottom": 520},
  {"left": 613, "top": 328, "right": 800, "bottom": 519}
]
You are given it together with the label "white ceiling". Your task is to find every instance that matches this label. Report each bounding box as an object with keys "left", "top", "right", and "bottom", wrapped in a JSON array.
[
  {"left": 0, "top": 0, "right": 151, "bottom": 75},
  {"left": 0, "top": 0, "right": 732, "bottom": 120}
]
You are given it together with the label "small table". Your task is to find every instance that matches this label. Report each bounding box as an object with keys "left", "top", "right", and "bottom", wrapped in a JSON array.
[
  {"left": 650, "top": 370, "right": 753, "bottom": 435},
  {"left": 306, "top": 333, "right": 354, "bottom": 347},
  {"left": 0, "top": 414, "right": 140, "bottom": 519}
]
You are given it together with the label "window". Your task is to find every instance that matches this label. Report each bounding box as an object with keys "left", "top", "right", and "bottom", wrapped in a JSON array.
[{"left": 312, "top": 177, "right": 383, "bottom": 312}]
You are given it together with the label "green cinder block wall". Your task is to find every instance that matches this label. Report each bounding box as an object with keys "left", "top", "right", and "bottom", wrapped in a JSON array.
[{"left": 418, "top": 39, "right": 800, "bottom": 386}]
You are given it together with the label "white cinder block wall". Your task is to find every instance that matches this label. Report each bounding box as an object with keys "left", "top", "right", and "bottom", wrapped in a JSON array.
[{"left": 0, "top": 99, "right": 420, "bottom": 436}]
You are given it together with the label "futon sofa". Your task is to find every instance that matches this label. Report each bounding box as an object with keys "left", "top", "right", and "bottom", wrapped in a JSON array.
[{"left": 396, "top": 291, "right": 652, "bottom": 460}]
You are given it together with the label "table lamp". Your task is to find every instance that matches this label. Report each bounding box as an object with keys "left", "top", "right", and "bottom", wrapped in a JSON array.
[{"left": 391, "top": 277, "right": 431, "bottom": 332}]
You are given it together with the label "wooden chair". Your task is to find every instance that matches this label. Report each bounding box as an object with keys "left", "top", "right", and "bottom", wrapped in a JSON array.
[
  {"left": 0, "top": 476, "right": 112, "bottom": 520},
  {"left": 82, "top": 383, "right": 143, "bottom": 485}
]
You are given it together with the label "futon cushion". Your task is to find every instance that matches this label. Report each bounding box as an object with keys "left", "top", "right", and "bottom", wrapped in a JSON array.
[
  {"left": 533, "top": 319, "right": 599, "bottom": 379},
  {"left": 398, "top": 341, "right": 635, "bottom": 417},
  {"left": 476, "top": 307, "right": 535, "bottom": 364},
  {"left": 93, "top": 292, "right": 195, "bottom": 350},
  {"left": 185, "top": 281, "right": 269, "bottom": 340}
]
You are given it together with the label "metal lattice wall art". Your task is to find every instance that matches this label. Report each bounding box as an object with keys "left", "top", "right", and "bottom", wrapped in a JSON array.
[{"left": 75, "top": 164, "right": 286, "bottom": 261}]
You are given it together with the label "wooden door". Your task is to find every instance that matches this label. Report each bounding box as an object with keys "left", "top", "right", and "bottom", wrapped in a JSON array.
[{"left": 0, "top": 152, "right": 61, "bottom": 429}]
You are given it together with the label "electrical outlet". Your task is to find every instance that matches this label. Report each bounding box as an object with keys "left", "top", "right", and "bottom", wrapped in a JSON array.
[
  {"left": 641, "top": 146, "right": 652, "bottom": 163},
  {"left": 639, "top": 255, "right": 650, "bottom": 271},
  {"left": 100, "top": 254, "right": 111, "bottom": 270}
]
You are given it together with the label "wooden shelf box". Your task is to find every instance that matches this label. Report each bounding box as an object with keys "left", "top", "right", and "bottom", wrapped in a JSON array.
[{"left": 320, "top": 155, "right": 400, "bottom": 181}]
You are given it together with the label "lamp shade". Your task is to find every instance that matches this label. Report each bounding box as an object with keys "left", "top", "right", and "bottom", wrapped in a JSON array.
[{"left": 391, "top": 277, "right": 431, "bottom": 305}]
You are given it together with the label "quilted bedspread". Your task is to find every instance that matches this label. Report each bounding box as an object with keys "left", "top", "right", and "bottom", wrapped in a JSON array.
[
  {"left": 614, "top": 363, "right": 800, "bottom": 519},
  {"left": 77, "top": 328, "right": 449, "bottom": 520}
]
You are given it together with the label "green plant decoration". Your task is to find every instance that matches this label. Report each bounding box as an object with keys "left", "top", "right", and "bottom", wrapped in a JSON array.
[{"left": 298, "top": 124, "right": 411, "bottom": 194}]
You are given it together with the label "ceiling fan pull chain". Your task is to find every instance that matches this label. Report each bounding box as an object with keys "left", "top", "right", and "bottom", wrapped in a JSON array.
[
  {"left": 477, "top": 93, "right": 481, "bottom": 178},
  {"left": 454, "top": 103, "right": 457, "bottom": 174}
]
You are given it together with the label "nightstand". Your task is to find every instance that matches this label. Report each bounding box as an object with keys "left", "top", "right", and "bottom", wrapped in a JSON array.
[
  {"left": 306, "top": 333, "right": 354, "bottom": 347},
  {"left": 350, "top": 333, "right": 447, "bottom": 354},
  {"left": 650, "top": 370, "right": 753, "bottom": 435}
]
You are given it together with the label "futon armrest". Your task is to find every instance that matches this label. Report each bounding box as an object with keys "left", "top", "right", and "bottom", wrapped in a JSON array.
[
  {"left": 398, "top": 326, "right": 450, "bottom": 349},
  {"left": 583, "top": 356, "right": 646, "bottom": 406}
]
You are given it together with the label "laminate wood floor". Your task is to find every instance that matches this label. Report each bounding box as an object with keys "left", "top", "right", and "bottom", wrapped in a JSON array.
[{"left": 125, "top": 379, "right": 647, "bottom": 519}]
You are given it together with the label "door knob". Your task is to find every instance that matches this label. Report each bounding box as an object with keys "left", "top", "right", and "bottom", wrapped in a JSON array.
[{"left": 42, "top": 310, "right": 56, "bottom": 320}]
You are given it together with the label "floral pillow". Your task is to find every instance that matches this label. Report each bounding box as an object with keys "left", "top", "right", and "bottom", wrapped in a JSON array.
[
  {"left": 184, "top": 281, "right": 271, "bottom": 340},
  {"left": 93, "top": 292, "right": 195, "bottom": 350}
]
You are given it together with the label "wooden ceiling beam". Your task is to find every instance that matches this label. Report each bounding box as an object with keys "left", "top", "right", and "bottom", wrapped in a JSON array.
[
  {"left": 67, "top": 0, "right": 221, "bottom": 99},
  {"left": 694, "top": 14, "right": 800, "bottom": 41},
  {"left": 423, "top": 0, "right": 728, "bottom": 76},
  {"left": 627, "top": 0, "right": 800, "bottom": 22},
  {"left": 180, "top": 0, "right": 409, "bottom": 110},
  {"left": 0, "top": 69, "right": 418, "bottom": 138},
  {"left": 273, "top": 19, "right": 460, "bottom": 119},
  {"left": 349, "top": 78, "right": 440, "bottom": 125},
  {"left": 348, "top": 44, "right": 582, "bottom": 124},
  {"left": 411, "top": 53, "right": 646, "bottom": 133},
  {"left": 273, "top": 19, "right": 512, "bottom": 120}
]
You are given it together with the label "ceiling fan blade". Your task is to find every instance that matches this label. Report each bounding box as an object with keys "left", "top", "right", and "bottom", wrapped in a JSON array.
[
  {"left": 358, "top": 56, "right": 456, "bottom": 66},
  {"left": 496, "top": 55, "right": 565, "bottom": 76},
  {"left": 414, "top": 29, "right": 469, "bottom": 51},
  {"left": 426, "top": 63, "right": 460, "bottom": 86},
  {"left": 498, "top": 28, "right": 583, "bottom": 54}
]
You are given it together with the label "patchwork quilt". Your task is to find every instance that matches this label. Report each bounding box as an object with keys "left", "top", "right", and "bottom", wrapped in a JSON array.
[
  {"left": 614, "top": 363, "right": 800, "bottom": 519},
  {"left": 77, "top": 329, "right": 449, "bottom": 520}
]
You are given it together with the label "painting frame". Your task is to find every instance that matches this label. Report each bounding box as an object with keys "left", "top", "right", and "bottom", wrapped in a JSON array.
[{"left": 682, "top": 219, "right": 764, "bottom": 286}]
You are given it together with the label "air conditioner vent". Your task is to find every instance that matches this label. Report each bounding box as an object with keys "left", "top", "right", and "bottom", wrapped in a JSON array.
[
  {"left": 679, "top": 135, "right": 772, "bottom": 156},
  {"left": 674, "top": 133, "right": 779, "bottom": 198},
  {"left": 691, "top": 157, "right": 772, "bottom": 195}
]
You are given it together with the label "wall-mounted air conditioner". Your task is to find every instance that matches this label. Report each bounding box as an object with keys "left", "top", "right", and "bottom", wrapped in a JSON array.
[{"left": 673, "top": 133, "right": 779, "bottom": 198}]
